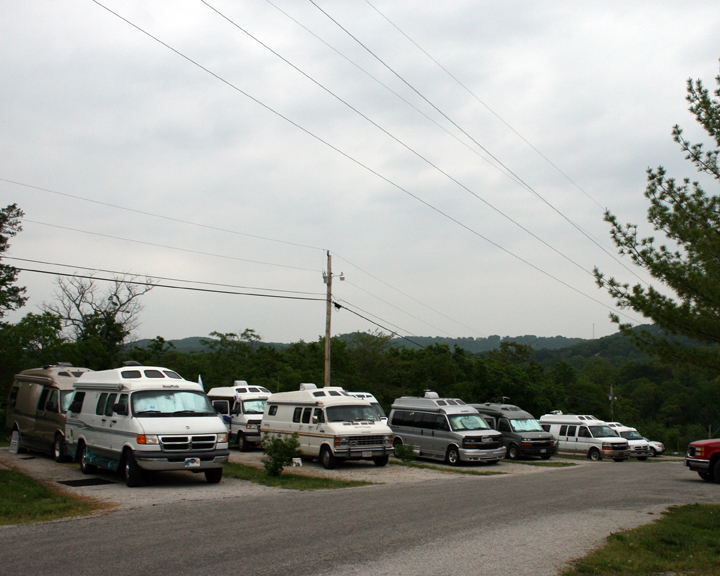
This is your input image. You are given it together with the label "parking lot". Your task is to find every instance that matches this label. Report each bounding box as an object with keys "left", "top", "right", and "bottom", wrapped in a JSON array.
[{"left": 0, "top": 445, "right": 598, "bottom": 513}]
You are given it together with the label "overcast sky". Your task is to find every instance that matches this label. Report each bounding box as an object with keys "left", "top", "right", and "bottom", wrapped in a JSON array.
[{"left": 1, "top": 1, "right": 719, "bottom": 345}]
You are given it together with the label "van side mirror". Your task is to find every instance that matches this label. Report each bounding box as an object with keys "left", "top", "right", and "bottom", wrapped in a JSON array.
[
  {"left": 45, "top": 401, "right": 58, "bottom": 413},
  {"left": 113, "top": 403, "right": 128, "bottom": 416},
  {"left": 312, "top": 415, "right": 318, "bottom": 424},
  {"left": 68, "top": 401, "right": 82, "bottom": 413},
  {"left": 232, "top": 405, "right": 242, "bottom": 415}
]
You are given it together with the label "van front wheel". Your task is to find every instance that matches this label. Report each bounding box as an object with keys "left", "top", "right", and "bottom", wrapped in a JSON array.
[
  {"left": 588, "top": 448, "right": 601, "bottom": 461},
  {"left": 507, "top": 444, "right": 519, "bottom": 460},
  {"left": 79, "top": 444, "right": 97, "bottom": 474},
  {"left": 373, "top": 455, "right": 389, "bottom": 467},
  {"left": 446, "top": 446, "right": 460, "bottom": 466},
  {"left": 53, "top": 435, "right": 68, "bottom": 463},
  {"left": 205, "top": 468, "right": 223, "bottom": 484},
  {"left": 123, "top": 451, "right": 144, "bottom": 487},
  {"left": 237, "top": 434, "right": 249, "bottom": 452},
  {"left": 321, "top": 446, "right": 337, "bottom": 470}
]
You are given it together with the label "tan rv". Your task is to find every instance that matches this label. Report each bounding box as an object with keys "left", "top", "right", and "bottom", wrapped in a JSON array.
[{"left": 5, "top": 364, "right": 93, "bottom": 461}]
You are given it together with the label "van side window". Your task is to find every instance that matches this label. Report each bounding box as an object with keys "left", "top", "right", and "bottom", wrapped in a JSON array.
[
  {"left": 421, "top": 412, "right": 436, "bottom": 429},
  {"left": 37, "top": 388, "right": 50, "bottom": 411},
  {"left": 435, "top": 415, "right": 449, "bottom": 431},
  {"left": 301, "top": 407, "right": 312, "bottom": 424},
  {"left": 268, "top": 405, "right": 278, "bottom": 416},
  {"left": 499, "top": 419, "right": 511, "bottom": 432},
  {"left": 412, "top": 412, "right": 426, "bottom": 428},
  {"left": 116, "top": 394, "right": 129, "bottom": 414},
  {"left": 96, "top": 393, "right": 108, "bottom": 415},
  {"left": 8, "top": 386, "right": 19, "bottom": 408},
  {"left": 567, "top": 426, "right": 577, "bottom": 436},
  {"left": 391, "top": 410, "right": 405, "bottom": 426},
  {"left": 105, "top": 394, "right": 118, "bottom": 416},
  {"left": 559, "top": 425, "right": 568, "bottom": 435},
  {"left": 541, "top": 424, "right": 550, "bottom": 432},
  {"left": 293, "top": 407, "right": 302, "bottom": 423},
  {"left": 314, "top": 408, "right": 325, "bottom": 424},
  {"left": 578, "top": 426, "right": 591, "bottom": 438},
  {"left": 69, "top": 392, "right": 85, "bottom": 413},
  {"left": 46, "top": 389, "right": 59, "bottom": 412}
]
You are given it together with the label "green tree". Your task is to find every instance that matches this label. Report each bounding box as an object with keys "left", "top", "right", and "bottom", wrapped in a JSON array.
[
  {"left": 0, "top": 203, "right": 27, "bottom": 317},
  {"left": 595, "top": 61, "right": 720, "bottom": 370}
]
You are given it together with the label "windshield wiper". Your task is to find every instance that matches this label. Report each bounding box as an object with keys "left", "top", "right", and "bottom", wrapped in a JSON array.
[
  {"left": 135, "top": 410, "right": 162, "bottom": 416},
  {"left": 173, "top": 410, "right": 210, "bottom": 416}
]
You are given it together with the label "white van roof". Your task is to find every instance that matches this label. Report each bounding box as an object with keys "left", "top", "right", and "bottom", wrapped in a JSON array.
[
  {"left": 15, "top": 364, "right": 93, "bottom": 390},
  {"left": 207, "top": 385, "right": 271, "bottom": 399},
  {"left": 538, "top": 414, "right": 606, "bottom": 425},
  {"left": 348, "top": 392, "right": 379, "bottom": 403},
  {"left": 74, "top": 366, "right": 201, "bottom": 392},
  {"left": 267, "top": 386, "right": 369, "bottom": 407}
]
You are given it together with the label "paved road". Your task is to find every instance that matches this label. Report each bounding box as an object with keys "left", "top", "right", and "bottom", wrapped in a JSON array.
[{"left": 2, "top": 459, "right": 719, "bottom": 576}]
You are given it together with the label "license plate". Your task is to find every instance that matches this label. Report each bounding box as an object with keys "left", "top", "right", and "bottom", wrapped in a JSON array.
[
  {"left": 362, "top": 451, "right": 372, "bottom": 457},
  {"left": 541, "top": 449, "right": 546, "bottom": 453},
  {"left": 184, "top": 457, "right": 201, "bottom": 468}
]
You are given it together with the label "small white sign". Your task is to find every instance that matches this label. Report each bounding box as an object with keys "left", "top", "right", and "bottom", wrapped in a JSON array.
[
  {"left": 9, "top": 431, "right": 20, "bottom": 455},
  {"left": 291, "top": 458, "right": 302, "bottom": 467}
]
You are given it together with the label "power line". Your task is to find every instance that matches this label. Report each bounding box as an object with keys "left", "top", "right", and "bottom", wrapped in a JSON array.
[
  {"left": 23, "top": 219, "right": 318, "bottom": 272},
  {"left": 87, "top": 1, "right": 641, "bottom": 325},
  {"left": 7, "top": 256, "right": 325, "bottom": 297},
  {"left": 0, "top": 177, "right": 325, "bottom": 252}
]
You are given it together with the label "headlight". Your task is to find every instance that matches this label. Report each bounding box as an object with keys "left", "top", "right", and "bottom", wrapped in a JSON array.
[
  {"left": 217, "top": 433, "right": 228, "bottom": 443},
  {"left": 334, "top": 436, "right": 348, "bottom": 447},
  {"left": 137, "top": 434, "right": 159, "bottom": 445},
  {"left": 383, "top": 435, "right": 392, "bottom": 445}
]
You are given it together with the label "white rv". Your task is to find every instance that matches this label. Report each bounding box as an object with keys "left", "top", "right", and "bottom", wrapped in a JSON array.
[
  {"left": 261, "top": 383, "right": 393, "bottom": 469},
  {"left": 538, "top": 413, "right": 630, "bottom": 461},
  {"left": 347, "top": 392, "right": 387, "bottom": 423},
  {"left": 607, "top": 423, "right": 652, "bottom": 460},
  {"left": 207, "top": 381, "right": 271, "bottom": 451},
  {"left": 65, "top": 365, "right": 229, "bottom": 486}
]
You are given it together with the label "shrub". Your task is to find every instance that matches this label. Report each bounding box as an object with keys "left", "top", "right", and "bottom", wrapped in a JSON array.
[
  {"left": 394, "top": 442, "right": 417, "bottom": 463},
  {"left": 260, "top": 432, "right": 301, "bottom": 477}
]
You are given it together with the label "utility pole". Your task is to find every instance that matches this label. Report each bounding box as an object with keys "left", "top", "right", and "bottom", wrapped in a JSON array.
[
  {"left": 324, "top": 251, "right": 332, "bottom": 388},
  {"left": 322, "top": 251, "right": 344, "bottom": 388}
]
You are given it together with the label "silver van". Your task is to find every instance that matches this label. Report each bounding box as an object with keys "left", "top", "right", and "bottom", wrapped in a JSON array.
[
  {"left": 470, "top": 403, "right": 557, "bottom": 460},
  {"left": 388, "top": 392, "right": 505, "bottom": 465},
  {"left": 5, "top": 364, "right": 93, "bottom": 461}
]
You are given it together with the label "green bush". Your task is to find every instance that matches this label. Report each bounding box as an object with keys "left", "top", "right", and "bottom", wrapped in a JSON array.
[
  {"left": 260, "top": 432, "right": 301, "bottom": 477},
  {"left": 394, "top": 442, "right": 417, "bottom": 463}
]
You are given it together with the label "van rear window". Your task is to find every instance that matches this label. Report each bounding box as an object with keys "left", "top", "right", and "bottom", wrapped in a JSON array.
[
  {"left": 122, "top": 370, "right": 142, "bottom": 379},
  {"left": 144, "top": 370, "right": 165, "bottom": 378},
  {"left": 163, "top": 371, "right": 182, "bottom": 379}
]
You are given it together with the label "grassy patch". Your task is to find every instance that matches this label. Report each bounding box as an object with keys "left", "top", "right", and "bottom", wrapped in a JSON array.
[
  {"left": 561, "top": 504, "right": 720, "bottom": 576},
  {"left": 0, "top": 469, "right": 101, "bottom": 525},
  {"left": 508, "top": 460, "right": 577, "bottom": 467},
  {"left": 223, "top": 462, "right": 374, "bottom": 490},
  {"left": 391, "top": 459, "right": 505, "bottom": 476}
]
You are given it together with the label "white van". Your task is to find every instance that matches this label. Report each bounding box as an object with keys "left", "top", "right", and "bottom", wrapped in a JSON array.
[
  {"left": 5, "top": 364, "right": 93, "bottom": 462},
  {"left": 262, "top": 383, "right": 393, "bottom": 469},
  {"left": 347, "top": 392, "right": 387, "bottom": 423},
  {"left": 65, "top": 365, "right": 229, "bottom": 486},
  {"left": 608, "top": 423, "right": 652, "bottom": 460},
  {"left": 538, "top": 413, "right": 630, "bottom": 461},
  {"left": 207, "top": 381, "right": 271, "bottom": 451}
]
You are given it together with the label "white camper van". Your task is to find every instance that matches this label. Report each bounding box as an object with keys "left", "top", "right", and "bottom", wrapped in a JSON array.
[
  {"left": 207, "top": 381, "right": 271, "bottom": 451},
  {"left": 538, "top": 413, "right": 629, "bottom": 461},
  {"left": 607, "top": 423, "right": 652, "bottom": 460},
  {"left": 347, "top": 392, "right": 387, "bottom": 423},
  {"left": 65, "top": 365, "right": 229, "bottom": 486},
  {"left": 262, "top": 383, "right": 393, "bottom": 469}
]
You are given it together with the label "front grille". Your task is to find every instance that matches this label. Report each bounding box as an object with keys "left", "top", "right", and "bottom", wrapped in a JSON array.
[
  {"left": 532, "top": 440, "right": 554, "bottom": 447},
  {"left": 348, "top": 435, "right": 384, "bottom": 447},
  {"left": 160, "top": 435, "right": 217, "bottom": 451},
  {"left": 465, "top": 436, "right": 502, "bottom": 449}
]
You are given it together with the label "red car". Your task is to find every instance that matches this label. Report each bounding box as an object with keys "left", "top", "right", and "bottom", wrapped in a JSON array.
[{"left": 685, "top": 439, "right": 720, "bottom": 482}]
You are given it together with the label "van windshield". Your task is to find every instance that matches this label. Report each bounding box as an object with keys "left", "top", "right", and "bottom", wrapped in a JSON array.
[
  {"left": 589, "top": 425, "right": 619, "bottom": 438},
  {"left": 132, "top": 391, "right": 216, "bottom": 416},
  {"left": 620, "top": 430, "right": 644, "bottom": 440},
  {"left": 510, "top": 419, "right": 543, "bottom": 432},
  {"left": 326, "top": 405, "right": 379, "bottom": 422},
  {"left": 242, "top": 399, "right": 266, "bottom": 414},
  {"left": 371, "top": 402, "right": 387, "bottom": 419},
  {"left": 60, "top": 391, "right": 75, "bottom": 413},
  {"left": 448, "top": 414, "right": 491, "bottom": 431}
]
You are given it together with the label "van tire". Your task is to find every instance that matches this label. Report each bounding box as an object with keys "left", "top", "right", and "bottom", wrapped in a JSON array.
[
  {"left": 446, "top": 446, "right": 461, "bottom": 466},
  {"left": 393, "top": 438, "right": 404, "bottom": 457},
  {"left": 205, "top": 468, "right": 223, "bottom": 484},
  {"left": 373, "top": 455, "right": 389, "bottom": 467},
  {"left": 507, "top": 444, "right": 519, "bottom": 460},
  {"left": 588, "top": 448, "right": 601, "bottom": 461},
  {"left": 123, "top": 451, "right": 144, "bottom": 487},
  {"left": 237, "top": 434, "right": 249, "bottom": 452},
  {"left": 541, "top": 454, "right": 552, "bottom": 460},
  {"left": 320, "top": 446, "right": 337, "bottom": 470},
  {"left": 637, "top": 456, "right": 648, "bottom": 461},
  {"left": 79, "top": 444, "right": 97, "bottom": 474},
  {"left": 699, "top": 472, "right": 713, "bottom": 481},
  {"left": 53, "top": 435, "right": 68, "bottom": 463}
]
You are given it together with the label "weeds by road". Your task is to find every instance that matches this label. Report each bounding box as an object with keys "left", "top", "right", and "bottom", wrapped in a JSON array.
[
  {"left": 561, "top": 504, "right": 720, "bottom": 575},
  {"left": 0, "top": 469, "right": 101, "bottom": 525},
  {"left": 223, "top": 462, "right": 374, "bottom": 489}
]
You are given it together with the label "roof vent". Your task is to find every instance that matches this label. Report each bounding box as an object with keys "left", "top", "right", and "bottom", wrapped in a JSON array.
[
  {"left": 550, "top": 410, "right": 563, "bottom": 415},
  {"left": 57, "top": 362, "right": 73, "bottom": 367},
  {"left": 299, "top": 383, "right": 317, "bottom": 391},
  {"left": 233, "top": 380, "right": 249, "bottom": 386},
  {"left": 424, "top": 391, "right": 440, "bottom": 399},
  {"left": 123, "top": 361, "right": 143, "bottom": 367}
]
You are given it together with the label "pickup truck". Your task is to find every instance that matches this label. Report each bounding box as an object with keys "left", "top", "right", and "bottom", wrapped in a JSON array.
[{"left": 685, "top": 438, "right": 720, "bottom": 482}]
